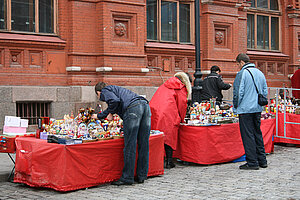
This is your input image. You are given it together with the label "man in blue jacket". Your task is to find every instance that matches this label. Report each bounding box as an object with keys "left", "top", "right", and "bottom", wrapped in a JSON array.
[
  {"left": 233, "top": 53, "right": 268, "bottom": 170},
  {"left": 92, "top": 82, "right": 151, "bottom": 185}
]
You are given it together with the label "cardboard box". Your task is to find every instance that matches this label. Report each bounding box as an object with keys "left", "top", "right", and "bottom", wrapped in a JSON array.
[
  {"left": 20, "top": 119, "right": 29, "bottom": 128},
  {"left": 40, "top": 132, "right": 48, "bottom": 140},
  {"left": 4, "top": 116, "right": 21, "bottom": 127}
]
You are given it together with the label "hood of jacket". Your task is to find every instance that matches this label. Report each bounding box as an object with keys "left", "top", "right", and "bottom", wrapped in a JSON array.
[
  {"left": 164, "top": 76, "right": 184, "bottom": 90},
  {"left": 241, "top": 62, "right": 256, "bottom": 70}
]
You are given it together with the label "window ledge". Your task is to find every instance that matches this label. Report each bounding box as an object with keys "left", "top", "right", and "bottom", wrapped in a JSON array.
[
  {"left": 145, "top": 42, "right": 195, "bottom": 51},
  {"left": 247, "top": 50, "right": 289, "bottom": 60},
  {"left": 0, "top": 32, "right": 66, "bottom": 48}
]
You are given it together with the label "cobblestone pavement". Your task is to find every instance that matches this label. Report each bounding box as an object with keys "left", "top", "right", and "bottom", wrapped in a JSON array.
[{"left": 0, "top": 144, "right": 299, "bottom": 200}]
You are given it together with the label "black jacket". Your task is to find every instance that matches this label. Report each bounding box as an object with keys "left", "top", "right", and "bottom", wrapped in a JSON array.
[
  {"left": 201, "top": 72, "right": 231, "bottom": 102},
  {"left": 97, "top": 85, "right": 147, "bottom": 119}
]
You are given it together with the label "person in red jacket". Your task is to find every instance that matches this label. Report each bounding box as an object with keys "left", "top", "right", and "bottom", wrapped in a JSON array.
[
  {"left": 291, "top": 68, "right": 300, "bottom": 99},
  {"left": 150, "top": 72, "right": 192, "bottom": 169}
]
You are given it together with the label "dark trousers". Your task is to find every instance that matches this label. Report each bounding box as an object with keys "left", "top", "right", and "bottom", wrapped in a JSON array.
[
  {"left": 120, "top": 100, "right": 151, "bottom": 183},
  {"left": 164, "top": 144, "right": 173, "bottom": 161},
  {"left": 239, "top": 112, "right": 267, "bottom": 167}
]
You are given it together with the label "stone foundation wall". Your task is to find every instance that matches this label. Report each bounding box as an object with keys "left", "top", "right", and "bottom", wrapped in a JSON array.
[
  {"left": 0, "top": 85, "right": 158, "bottom": 131},
  {"left": 0, "top": 85, "right": 241, "bottom": 132}
]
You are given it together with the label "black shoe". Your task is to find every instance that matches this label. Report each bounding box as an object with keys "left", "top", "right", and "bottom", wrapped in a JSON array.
[
  {"left": 165, "top": 161, "right": 175, "bottom": 169},
  {"left": 111, "top": 180, "right": 133, "bottom": 186},
  {"left": 182, "top": 161, "right": 190, "bottom": 166},
  {"left": 259, "top": 163, "right": 268, "bottom": 168},
  {"left": 134, "top": 178, "right": 145, "bottom": 184},
  {"left": 239, "top": 163, "right": 259, "bottom": 170}
]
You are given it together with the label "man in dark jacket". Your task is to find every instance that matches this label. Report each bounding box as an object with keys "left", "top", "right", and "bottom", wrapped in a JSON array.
[
  {"left": 201, "top": 66, "right": 231, "bottom": 102},
  {"left": 91, "top": 82, "right": 151, "bottom": 185}
]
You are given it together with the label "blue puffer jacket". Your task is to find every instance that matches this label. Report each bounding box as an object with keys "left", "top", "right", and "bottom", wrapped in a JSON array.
[{"left": 233, "top": 63, "right": 268, "bottom": 114}]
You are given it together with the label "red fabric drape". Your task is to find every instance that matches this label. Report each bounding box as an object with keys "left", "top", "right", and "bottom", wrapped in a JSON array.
[
  {"left": 14, "top": 134, "right": 164, "bottom": 191},
  {"left": 173, "top": 119, "right": 275, "bottom": 165},
  {"left": 274, "top": 113, "right": 300, "bottom": 144}
]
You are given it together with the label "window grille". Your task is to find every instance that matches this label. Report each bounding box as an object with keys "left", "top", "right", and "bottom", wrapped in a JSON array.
[{"left": 16, "top": 102, "right": 50, "bottom": 125}]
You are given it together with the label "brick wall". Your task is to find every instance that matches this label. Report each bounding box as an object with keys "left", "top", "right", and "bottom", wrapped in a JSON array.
[{"left": 0, "top": 0, "right": 298, "bottom": 88}]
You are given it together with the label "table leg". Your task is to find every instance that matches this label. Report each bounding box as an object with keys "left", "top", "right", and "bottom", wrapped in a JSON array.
[
  {"left": 7, "top": 153, "right": 15, "bottom": 182},
  {"left": 8, "top": 153, "right": 15, "bottom": 164}
]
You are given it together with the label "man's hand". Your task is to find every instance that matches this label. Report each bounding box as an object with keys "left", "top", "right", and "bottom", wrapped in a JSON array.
[
  {"left": 91, "top": 114, "right": 98, "bottom": 119},
  {"left": 107, "top": 113, "right": 113, "bottom": 121}
]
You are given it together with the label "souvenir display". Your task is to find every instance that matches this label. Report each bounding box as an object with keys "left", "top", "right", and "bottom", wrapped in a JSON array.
[
  {"left": 266, "top": 97, "right": 298, "bottom": 114},
  {"left": 185, "top": 96, "right": 291, "bottom": 126},
  {"left": 38, "top": 106, "right": 164, "bottom": 145},
  {"left": 187, "top": 101, "right": 238, "bottom": 126},
  {"left": 39, "top": 107, "right": 124, "bottom": 144}
]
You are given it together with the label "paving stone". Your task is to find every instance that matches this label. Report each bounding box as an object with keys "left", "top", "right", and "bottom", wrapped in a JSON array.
[{"left": 0, "top": 145, "right": 299, "bottom": 199}]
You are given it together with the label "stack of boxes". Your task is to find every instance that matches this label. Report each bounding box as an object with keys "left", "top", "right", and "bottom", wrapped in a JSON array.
[
  {"left": 0, "top": 116, "right": 34, "bottom": 153},
  {"left": 3, "top": 116, "right": 28, "bottom": 135}
]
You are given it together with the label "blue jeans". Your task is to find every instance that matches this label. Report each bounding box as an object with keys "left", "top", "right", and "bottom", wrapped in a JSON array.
[
  {"left": 119, "top": 99, "right": 151, "bottom": 183},
  {"left": 239, "top": 112, "right": 267, "bottom": 167}
]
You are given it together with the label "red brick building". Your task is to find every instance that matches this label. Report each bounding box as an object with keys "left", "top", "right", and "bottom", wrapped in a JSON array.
[{"left": 0, "top": 0, "right": 299, "bottom": 127}]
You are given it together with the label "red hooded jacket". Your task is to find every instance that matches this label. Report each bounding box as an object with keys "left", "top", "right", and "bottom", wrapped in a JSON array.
[
  {"left": 291, "top": 69, "right": 300, "bottom": 99},
  {"left": 150, "top": 77, "right": 188, "bottom": 150}
]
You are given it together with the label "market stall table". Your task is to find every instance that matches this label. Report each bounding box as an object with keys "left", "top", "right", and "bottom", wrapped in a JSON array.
[
  {"left": 14, "top": 134, "right": 164, "bottom": 191},
  {"left": 0, "top": 133, "right": 35, "bottom": 181},
  {"left": 274, "top": 113, "right": 300, "bottom": 144},
  {"left": 0, "top": 136, "right": 17, "bottom": 174},
  {"left": 173, "top": 118, "right": 275, "bottom": 165}
]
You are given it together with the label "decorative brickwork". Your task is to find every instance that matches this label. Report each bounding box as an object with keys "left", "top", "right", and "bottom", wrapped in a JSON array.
[
  {"left": 257, "top": 62, "right": 266, "bottom": 73},
  {"left": 277, "top": 63, "right": 285, "bottom": 75},
  {"left": 10, "top": 50, "right": 23, "bottom": 68},
  {"left": 214, "top": 23, "right": 231, "bottom": 49},
  {"left": 147, "top": 55, "right": 158, "bottom": 68},
  {"left": 114, "top": 22, "right": 127, "bottom": 37},
  {"left": 112, "top": 12, "right": 132, "bottom": 42},
  {"left": 162, "top": 58, "right": 171, "bottom": 72},
  {"left": 29, "top": 51, "right": 42, "bottom": 68},
  {"left": 215, "top": 31, "right": 224, "bottom": 44}
]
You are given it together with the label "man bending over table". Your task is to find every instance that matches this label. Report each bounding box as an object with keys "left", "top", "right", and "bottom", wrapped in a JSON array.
[{"left": 92, "top": 82, "right": 151, "bottom": 185}]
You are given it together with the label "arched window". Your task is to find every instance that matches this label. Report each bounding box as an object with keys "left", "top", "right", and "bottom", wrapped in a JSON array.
[
  {"left": 147, "top": 0, "right": 193, "bottom": 43},
  {"left": 0, "top": 0, "right": 56, "bottom": 33},
  {"left": 247, "top": 0, "right": 280, "bottom": 50}
]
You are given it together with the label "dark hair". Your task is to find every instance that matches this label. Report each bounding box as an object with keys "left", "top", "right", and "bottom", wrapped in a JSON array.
[
  {"left": 236, "top": 53, "right": 250, "bottom": 63},
  {"left": 211, "top": 65, "right": 221, "bottom": 73},
  {"left": 95, "top": 82, "right": 107, "bottom": 94}
]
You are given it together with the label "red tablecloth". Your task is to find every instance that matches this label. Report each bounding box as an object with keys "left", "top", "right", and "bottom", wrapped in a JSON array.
[
  {"left": 14, "top": 134, "right": 164, "bottom": 191},
  {"left": 274, "top": 113, "right": 300, "bottom": 144},
  {"left": 173, "top": 119, "right": 275, "bottom": 165}
]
